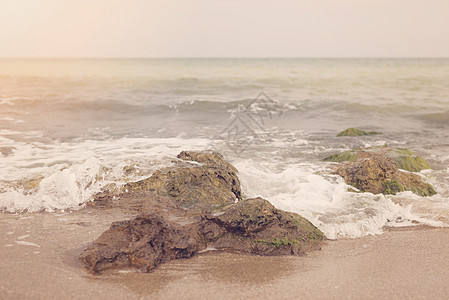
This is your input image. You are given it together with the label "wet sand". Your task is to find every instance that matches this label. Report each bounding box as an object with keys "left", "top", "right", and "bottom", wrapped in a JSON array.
[{"left": 1, "top": 210, "right": 448, "bottom": 299}]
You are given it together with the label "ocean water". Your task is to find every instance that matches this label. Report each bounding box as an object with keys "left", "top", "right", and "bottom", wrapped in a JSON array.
[{"left": 1, "top": 58, "right": 449, "bottom": 239}]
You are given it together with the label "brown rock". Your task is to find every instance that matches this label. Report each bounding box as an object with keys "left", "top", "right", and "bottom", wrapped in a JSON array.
[
  {"left": 80, "top": 151, "right": 325, "bottom": 274},
  {"left": 335, "top": 154, "right": 436, "bottom": 196},
  {"left": 177, "top": 150, "right": 238, "bottom": 173},
  {"left": 79, "top": 212, "right": 205, "bottom": 273},
  {"left": 80, "top": 198, "right": 325, "bottom": 273},
  {"left": 123, "top": 150, "right": 241, "bottom": 209},
  {"left": 201, "top": 197, "right": 324, "bottom": 256},
  {"left": 323, "top": 146, "right": 431, "bottom": 172}
]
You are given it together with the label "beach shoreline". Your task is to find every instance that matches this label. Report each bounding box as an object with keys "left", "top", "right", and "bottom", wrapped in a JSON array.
[{"left": 1, "top": 210, "right": 448, "bottom": 299}]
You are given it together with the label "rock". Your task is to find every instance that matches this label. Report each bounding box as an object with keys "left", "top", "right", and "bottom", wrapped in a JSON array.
[
  {"left": 177, "top": 150, "right": 238, "bottom": 173},
  {"left": 123, "top": 150, "right": 242, "bottom": 209},
  {"left": 333, "top": 154, "right": 436, "bottom": 196},
  {"left": 323, "top": 146, "right": 431, "bottom": 172},
  {"left": 79, "top": 198, "right": 325, "bottom": 273},
  {"left": 81, "top": 151, "right": 325, "bottom": 274},
  {"left": 336, "top": 128, "right": 382, "bottom": 137},
  {"left": 79, "top": 212, "right": 205, "bottom": 273},
  {"left": 201, "top": 197, "right": 324, "bottom": 255},
  {"left": 387, "top": 148, "right": 431, "bottom": 172},
  {"left": 87, "top": 190, "right": 184, "bottom": 215}
]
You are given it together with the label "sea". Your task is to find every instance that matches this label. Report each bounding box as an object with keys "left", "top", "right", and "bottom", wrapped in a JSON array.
[{"left": 1, "top": 58, "right": 449, "bottom": 239}]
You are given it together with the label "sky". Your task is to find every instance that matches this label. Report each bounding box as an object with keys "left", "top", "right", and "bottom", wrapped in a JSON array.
[{"left": 0, "top": 0, "right": 448, "bottom": 58}]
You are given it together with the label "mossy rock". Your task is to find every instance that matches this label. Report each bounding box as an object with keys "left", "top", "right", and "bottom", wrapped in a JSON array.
[
  {"left": 386, "top": 148, "right": 431, "bottom": 172},
  {"left": 332, "top": 153, "right": 436, "bottom": 197},
  {"left": 323, "top": 150, "right": 359, "bottom": 162},
  {"left": 324, "top": 146, "right": 431, "bottom": 173},
  {"left": 201, "top": 197, "right": 325, "bottom": 255},
  {"left": 382, "top": 180, "right": 405, "bottom": 195},
  {"left": 337, "top": 128, "right": 382, "bottom": 137},
  {"left": 411, "top": 184, "right": 437, "bottom": 197},
  {"left": 123, "top": 150, "right": 242, "bottom": 209},
  {"left": 254, "top": 237, "right": 304, "bottom": 248}
]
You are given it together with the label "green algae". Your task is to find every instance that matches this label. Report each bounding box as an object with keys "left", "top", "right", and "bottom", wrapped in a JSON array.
[
  {"left": 411, "top": 184, "right": 437, "bottom": 197},
  {"left": 326, "top": 147, "right": 436, "bottom": 197},
  {"left": 308, "top": 228, "right": 325, "bottom": 240},
  {"left": 324, "top": 147, "right": 432, "bottom": 173},
  {"left": 254, "top": 237, "right": 302, "bottom": 248},
  {"left": 387, "top": 148, "right": 431, "bottom": 172},
  {"left": 323, "top": 150, "right": 358, "bottom": 162},
  {"left": 337, "top": 128, "right": 382, "bottom": 137},
  {"left": 382, "top": 180, "right": 405, "bottom": 195}
]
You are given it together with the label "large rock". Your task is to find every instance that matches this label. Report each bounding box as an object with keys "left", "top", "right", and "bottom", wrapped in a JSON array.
[
  {"left": 79, "top": 212, "right": 205, "bottom": 273},
  {"left": 324, "top": 146, "right": 431, "bottom": 172},
  {"left": 81, "top": 151, "right": 325, "bottom": 274},
  {"left": 79, "top": 198, "right": 325, "bottom": 273},
  {"left": 123, "top": 151, "right": 242, "bottom": 209},
  {"left": 177, "top": 150, "right": 238, "bottom": 173},
  {"left": 333, "top": 153, "right": 436, "bottom": 196},
  {"left": 201, "top": 197, "right": 324, "bottom": 255}
]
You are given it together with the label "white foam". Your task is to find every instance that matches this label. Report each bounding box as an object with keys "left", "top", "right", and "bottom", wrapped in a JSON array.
[
  {"left": 198, "top": 247, "right": 218, "bottom": 253},
  {"left": 2, "top": 134, "right": 448, "bottom": 239},
  {"left": 0, "top": 137, "right": 210, "bottom": 213},
  {"left": 15, "top": 241, "right": 40, "bottom": 247},
  {"left": 235, "top": 159, "right": 449, "bottom": 239}
]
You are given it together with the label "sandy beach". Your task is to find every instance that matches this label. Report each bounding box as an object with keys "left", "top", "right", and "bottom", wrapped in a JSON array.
[
  {"left": 1, "top": 209, "right": 448, "bottom": 299},
  {"left": 1, "top": 1, "right": 449, "bottom": 298}
]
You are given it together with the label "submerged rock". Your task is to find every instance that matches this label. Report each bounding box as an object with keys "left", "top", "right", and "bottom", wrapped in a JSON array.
[
  {"left": 79, "top": 198, "right": 324, "bottom": 273},
  {"left": 123, "top": 150, "right": 241, "bottom": 209},
  {"left": 323, "top": 146, "right": 431, "bottom": 172},
  {"left": 336, "top": 128, "right": 382, "bottom": 137},
  {"left": 333, "top": 153, "right": 436, "bottom": 196},
  {"left": 80, "top": 151, "right": 325, "bottom": 274}
]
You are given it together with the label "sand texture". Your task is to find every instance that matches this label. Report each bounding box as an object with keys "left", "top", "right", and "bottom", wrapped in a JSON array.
[{"left": 1, "top": 210, "right": 448, "bottom": 299}]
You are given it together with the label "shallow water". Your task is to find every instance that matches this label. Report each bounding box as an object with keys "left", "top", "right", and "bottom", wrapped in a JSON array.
[{"left": 1, "top": 58, "right": 449, "bottom": 238}]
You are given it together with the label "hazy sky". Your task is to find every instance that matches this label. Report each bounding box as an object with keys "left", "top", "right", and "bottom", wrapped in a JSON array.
[{"left": 0, "top": 0, "right": 448, "bottom": 57}]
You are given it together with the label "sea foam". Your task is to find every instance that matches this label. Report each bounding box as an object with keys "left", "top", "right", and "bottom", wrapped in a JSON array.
[
  {"left": 235, "top": 159, "right": 449, "bottom": 239},
  {"left": 0, "top": 137, "right": 210, "bottom": 213}
]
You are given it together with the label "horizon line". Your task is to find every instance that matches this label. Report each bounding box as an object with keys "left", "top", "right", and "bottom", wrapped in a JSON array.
[{"left": 1, "top": 56, "right": 448, "bottom": 60}]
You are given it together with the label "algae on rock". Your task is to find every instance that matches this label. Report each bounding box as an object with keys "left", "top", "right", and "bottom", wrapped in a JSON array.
[
  {"left": 382, "top": 180, "right": 405, "bottom": 195},
  {"left": 323, "top": 149, "right": 359, "bottom": 163},
  {"left": 387, "top": 148, "right": 431, "bottom": 172},
  {"left": 124, "top": 150, "right": 242, "bottom": 209},
  {"left": 336, "top": 128, "right": 382, "bottom": 137},
  {"left": 324, "top": 146, "right": 431, "bottom": 173},
  {"left": 332, "top": 153, "right": 436, "bottom": 197},
  {"left": 201, "top": 197, "right": 324, "bottom": 256}
]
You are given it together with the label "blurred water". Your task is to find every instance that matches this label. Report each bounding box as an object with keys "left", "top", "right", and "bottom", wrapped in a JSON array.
[{"left": 1, "top": 58, "right": 448, "bottom": 238}]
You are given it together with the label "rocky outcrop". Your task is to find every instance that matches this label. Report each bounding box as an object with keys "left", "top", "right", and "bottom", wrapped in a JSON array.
[
  {"left": 123, "top": 151, "right": 241, "bottom": 209},
  {"left": 324, "top": 146, "right": 431, "bottom": 172},
  {"left": 332, "top": 153, "right": 436, "bottom": 196},
  {"left": 336, "top": 128, "right": 382, "bottom": 137},
  {"left": 79, "top": 198, "right": 324, "bottom": 273},
  {"left": 80, "top": 151, "right": 325, "bottom": 274}
]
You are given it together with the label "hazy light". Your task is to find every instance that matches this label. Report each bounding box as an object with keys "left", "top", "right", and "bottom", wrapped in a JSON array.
[{"left": 0, "top": 0, "right": 448, "bottom": 57}]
